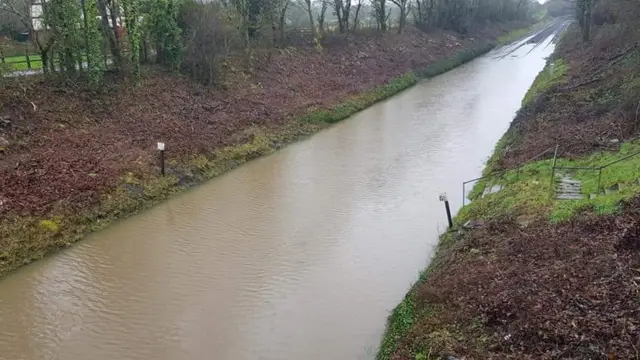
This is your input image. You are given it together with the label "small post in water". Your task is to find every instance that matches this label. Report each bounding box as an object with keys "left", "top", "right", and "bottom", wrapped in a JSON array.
[
  {"left": 157, "top": 142, "right": 166, "bottom": 176},
  {"left": 439, "top": 193, "right": 453, "bottom": 229}
]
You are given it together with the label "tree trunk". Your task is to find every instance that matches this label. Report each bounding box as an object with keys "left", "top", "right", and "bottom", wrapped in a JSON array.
[
  {"left": 581, "top": 0, "right": 592, "bottom": 42},
  {"left": 96, "top": 0, "right": 121, "bottom": 68},
  {"left": 375, "top": 0, "right": 387, "bottom": 32},
  {"left": 352, "top": 3, "right": 362, "bottom": 32},
  {"left": 415, "top": 0, "right": 423, "bottom": 24},
  {"left": 80, "top": 0, "right": 90, "bottom": 72},
  {"left": 279, "top": 2, "right": 289, "bottom": 45},
  {"left": 317, "top": 0, "right": 327, "bottom": 35},
  {"left": 335, "top": 1, "right": 344, "bottom": 33},
  {"left": 41, "top": 51, "right": 49, "bottom": 74},
  {"left": 397, "top": 3, "right": 406, "bottom": 33},
  {"left": 341, "top": 0, "right": 350, "bottom": 32},
  {"left": 305, "top": 0, "right": 317, "bottom": 38}
]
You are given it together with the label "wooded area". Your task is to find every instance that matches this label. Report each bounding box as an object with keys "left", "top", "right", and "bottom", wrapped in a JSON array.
[{"left": 0, "top": 0, "right": 537, "bottom": 86}]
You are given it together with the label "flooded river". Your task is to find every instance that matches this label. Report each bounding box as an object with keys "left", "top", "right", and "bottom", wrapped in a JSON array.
[{"left": 0, "top": 34, "right": 556, "bottom": 360}]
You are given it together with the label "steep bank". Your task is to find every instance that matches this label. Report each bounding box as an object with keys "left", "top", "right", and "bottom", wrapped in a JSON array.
[
  {"left": 0, "top": 25, "right": 523, "bottom": 278},
  {"left": 377, "top": 0, "right": 640, "bottom": 358}
]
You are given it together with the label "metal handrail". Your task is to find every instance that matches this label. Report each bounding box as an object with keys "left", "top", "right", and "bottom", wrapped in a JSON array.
[
  {"left": 462, "top": 145, "right": 557, "bottom": 205},
  {"left": 601, "top": 149, "right": 640, "bottom": 169},
  {"left": 552, "top": 166, "right": 599, "bottom": 171},
  {"left": 551, "top": 148, "right": 640, "bottom": 195}
]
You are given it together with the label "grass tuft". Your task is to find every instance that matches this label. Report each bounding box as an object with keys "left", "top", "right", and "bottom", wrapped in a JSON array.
[
  {"left": 376, "top": 293, "right": 416, "bottom": 360},
  {"left": 522, "top": 58, "right": 568, "bottom": 106}
]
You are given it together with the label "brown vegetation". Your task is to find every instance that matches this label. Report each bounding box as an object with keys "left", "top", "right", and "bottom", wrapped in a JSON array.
[
  {"left": 499, "top": 0, "right": 640, "bottom": 169},
  {"left": 0, "top": 27, "right": 504, "bottom": 218},
  {"left": 377, "top": 0, "right": 640, "bottom": 359},
  {"left": 395, "top": 196, "right": 640, "bottom": 359}
]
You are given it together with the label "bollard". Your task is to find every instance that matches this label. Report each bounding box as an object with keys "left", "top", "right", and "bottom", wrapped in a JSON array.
[
  {"left": 25, "top": 46, "right": 31, "bottom": 70},
  {"left": 157, "top": 142, "right": 166, "bottom": 176},
  {"left": 439, "top": 193, "right": 453, "bottom": 229}
]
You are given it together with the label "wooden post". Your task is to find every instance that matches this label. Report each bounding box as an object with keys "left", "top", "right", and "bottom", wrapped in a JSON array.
[
  {"left": 439, "top": 193, "right": 453, "bottom": 229},
  {"left": 160, "top": 150, "right": 165, "bottom": 176},
  {"left": 25, "top": 46, "right": 31, "bottom": 70},
  {"left": 0, "top": 47, "right": 5, "bottom": 63},
  {"left": 157, "top": 142, "right": 166, "bottom": 176},
  {"left": 444, "top": 200, "right": 453, "bottom": 229}
]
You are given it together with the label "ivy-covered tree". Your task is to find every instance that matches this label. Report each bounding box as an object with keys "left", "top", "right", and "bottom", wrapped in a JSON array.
[
  {"left": 82, "top": 0, "right": 106, "bottom": 86},
  {"left": 147, "top": 0, "right": 182, "bottom": 69},
  {"left": 123, "top": 0, "right": 141, "bottom": 79},
  {"left": 46, "top": 0, "right": 83, "bottom": 74}
]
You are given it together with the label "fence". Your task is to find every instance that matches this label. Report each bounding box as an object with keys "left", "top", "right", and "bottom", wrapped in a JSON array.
[
  {"left": 550, "top": 148, "right": 640, "bottom": 197},
  {"left": 462, "top": 145, "right": 557, "bottom": 206},
  {"left": 462, "top": 142, "right": 640, "bottom": 207},
  {"left": 0, "top": 45, "right": 42, "bottom": 72}
]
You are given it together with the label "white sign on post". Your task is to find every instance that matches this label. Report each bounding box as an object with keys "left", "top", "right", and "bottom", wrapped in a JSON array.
[{"left": 157, "top": 142, "right": 165, "bottom": 151}]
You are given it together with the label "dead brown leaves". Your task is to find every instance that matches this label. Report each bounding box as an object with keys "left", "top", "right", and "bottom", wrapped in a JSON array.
[{"left": 396, "top": 197, "right": 640, "bottom": 359}]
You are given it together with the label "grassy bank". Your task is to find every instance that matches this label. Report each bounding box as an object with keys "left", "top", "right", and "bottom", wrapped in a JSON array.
[
  {"left": 376, "top": 139, "right": 640, "bottom": 359},
  {"left": 0, "top": 41, "right": 497, "bottom": 279},
  {"left": 376, "top": 5, "right": 640, "bottom": 357}
]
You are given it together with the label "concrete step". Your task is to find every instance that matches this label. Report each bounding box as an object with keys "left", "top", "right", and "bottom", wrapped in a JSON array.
[
  {"left": 557, "top": 193, "right": 585, "bottom": 200},
  {"left": 558, "top": 187, "right": 582, "bottom": 191},
  {"left": 482, "top": 184, "right": 503, "bottom": 197},
  {"left": 555, "top": 174, "right": 583, "bottom": 200}
]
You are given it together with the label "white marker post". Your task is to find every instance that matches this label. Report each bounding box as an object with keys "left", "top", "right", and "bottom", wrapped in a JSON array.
[
  {"left": 157, "top": 142, "right": 166, "bottom": 176},
  {"left": 439, "top": 193, "right": 453, "bottom": 229}
]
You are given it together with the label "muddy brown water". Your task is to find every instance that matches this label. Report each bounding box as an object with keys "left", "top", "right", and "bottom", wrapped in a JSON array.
[{"left": 0, "top": 40, "right": 555, "bottom": 360}]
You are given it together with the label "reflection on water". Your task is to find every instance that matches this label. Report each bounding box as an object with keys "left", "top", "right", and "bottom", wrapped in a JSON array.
[{"left": 0, "top": 40, "right": 553, "bottom": 360}]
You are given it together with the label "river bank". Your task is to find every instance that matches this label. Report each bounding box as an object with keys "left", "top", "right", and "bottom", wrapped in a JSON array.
[
  {"left": 376, "top": 0, "right": 640, "bottom": 358},
  {"left": 0, "top": 24, "right": 532, "bottom": 278}
]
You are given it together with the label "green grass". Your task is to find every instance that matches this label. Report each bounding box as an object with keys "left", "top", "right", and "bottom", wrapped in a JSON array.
[
  {"left": 2, "top": 55, "right": 43, "bottom": 71},
  {"left": 454, "top": 139, "right": 640, "bottom": 225},
  {"left": 374, "top": 139, "right": 640, "bottom": 358},
  {"left": 521, "top": 58, "right": 568, "bottom": 106},
  {"left": 301, "top": 43, "right": 495, "bottom": 126},
  {"left": 376, "top": 292, "right": 417, "bottom": 360},
  {"left": 415, "top": 43, "right": 495, "bottom": 78},
  {"left": 1, "top": 54, "right": 90, "bottom": 71},
  {"left": 549, "top": 140, "right": 640, "bottom": 221},
  {"left": 300, "top": 73, "right": 418, "bottom": 124},
  {"left": 496, "top": 20, "right": 551, "bottom": 45},
  {"left": 497, "top": 27, "right": 533, "bottom": 45}
]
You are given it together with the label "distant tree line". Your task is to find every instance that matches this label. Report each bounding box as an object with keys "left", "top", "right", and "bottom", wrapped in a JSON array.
[{"left": 0, "top": 0, "right": 536, "bottom": 86}]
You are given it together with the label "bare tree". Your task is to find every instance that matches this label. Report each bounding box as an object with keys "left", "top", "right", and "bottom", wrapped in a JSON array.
[
  {"left": 351, "top": 0, "right": 362, "bottom": 31},
  {"left": 298, "top": 0, "right": 316, "bottom": 38},
  {"left": 316, "top": 0, "right": 327, "bottom": 35},
  {"left": 229, "top": 0, "right": 251, "bottom": 49},
  {"left": 331, "top": 0, "right": 350, "bottom": 33},
  {"left": 277, "top": 0, "right": 289, "bottom": 43},
  {"left": 390, "top": 0, "right": 408, "bottom": 33},
  {"left": 371, "top": 0, "right": 387, "bottom": 32}
]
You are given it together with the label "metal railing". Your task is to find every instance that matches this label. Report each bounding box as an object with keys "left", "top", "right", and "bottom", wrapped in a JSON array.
[
  {"left": 461, "top": 142, "right": 640, "bottom": 206},
  {"left": 550, "top": 148, "right": 640, "bottom": 197},
  {"left": 462, "top": 145, "right": 557, "bottom": 206}
]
